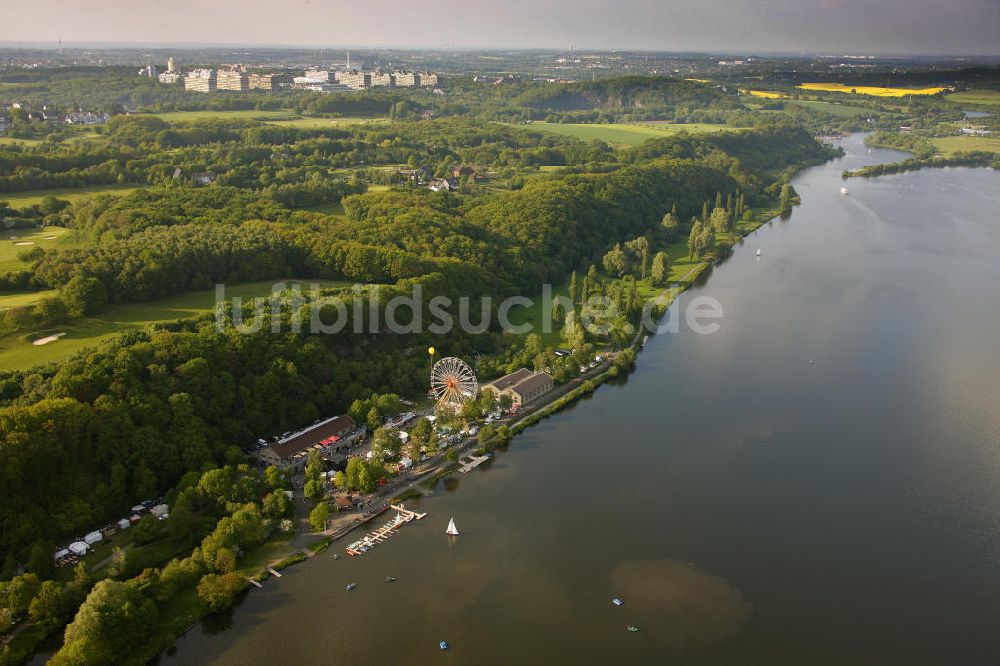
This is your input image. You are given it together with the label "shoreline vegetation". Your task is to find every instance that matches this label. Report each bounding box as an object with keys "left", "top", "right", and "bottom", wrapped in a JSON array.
[
  {"left": 843, "top": 131, "right": 1000, "bottom": 178},
  {"left": 0, "top": 194, "right": 785, "bottom": 666},
  {"left": 130, "top": 204, "right": 777, "bottom": 665}
]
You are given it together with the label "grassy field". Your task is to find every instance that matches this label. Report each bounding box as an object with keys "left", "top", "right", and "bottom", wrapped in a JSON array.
[
  {"left": 785, "top": 99, "right": 877, "bottom": 117},
  {"left": 267, "top": 116, "right": 388, "bottom": 129},
  {"left": 525, "top": 121, "right": 734, "bottom": 146},
  {"left": 931, "top": 135, "right": 1000, "bottom": 155},
  {"left": 944, "top": 90, "right": 1000, "bottom": 106},
  {"left": 141, "top": 109, "right": 301, "bottom": 122},
  {"left": 0, "top": 226, "right": 84, "bottom": 273},
  {"left": 0, "top": 278, "right": 349, "bottom": 371},
  {"left": 0, "top": 136, "right": 45, "bottom": 146},
  {"left": 141, "top": 110, "right": 387, "bottom": 128},
  {"left": 797, "top": 83, "right": 947, "bottom": 97},
  {"left": 0, "top": 289, "right": 58, "bottom": 310},
  {"left": 2, "top": 184, "right": 141, "bottom": 210}
]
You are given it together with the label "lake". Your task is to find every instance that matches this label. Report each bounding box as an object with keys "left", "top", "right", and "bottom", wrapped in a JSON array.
[{"left": 161, "top": 135, "right": 1000, "bottom": 666}]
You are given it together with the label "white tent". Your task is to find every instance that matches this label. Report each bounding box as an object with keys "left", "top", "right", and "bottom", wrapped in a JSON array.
[
  {"left": 54, "top": 548, "right": 70, "bottom": 561},
  {"left": 151, "top": 504, "right": 169, "bottom": 518},
  {"left": 117, "top": 518, "right": 131, "bottom": 530},
  {"left": 84, "top": 531, "right": 103, "bottom": 546},
  {"left": 131, "top": 504, "right": 145, "bottom": 513},
  {"left": 68, "top": 541, "right": 88, "bottom": 556}
]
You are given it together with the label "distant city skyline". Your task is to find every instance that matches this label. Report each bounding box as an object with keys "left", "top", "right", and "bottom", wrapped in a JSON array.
[{"left": 0, "top": 0, "right": 997, "bottom": 56}]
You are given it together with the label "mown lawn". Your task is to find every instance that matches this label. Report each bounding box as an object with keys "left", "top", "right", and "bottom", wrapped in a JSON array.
[
  {"left": 523, "top": 121, "right": 734, "bottom": 146},
  {"left": 931, "top": 135, "right": 1000, "bottom": 155},
  {"left": 267, "top": 116, "right": 388, "bottom": 129},
  {"left": 139, "top": 110, "right": 388, "bottom": 128},
  {"left": 945, "top": 90, "right": 1000, "bottom": 106},
  {"left": 785, "top": 100, "right": 880, "bottom": 117},
  {"left": 0, "top": 226, "right": 85, "bottom": 273},
  {"left": 0, "top": 289, "right": 58, "bottom": 309},
  {"left": 0, "top": 278, "right": 350, "bottom": 371},
  {"left": 140, "top": 109, "right": 300, "bottom": 122},
  {"left": 2, "top": 184, "right": 141, "bottom": 210}
]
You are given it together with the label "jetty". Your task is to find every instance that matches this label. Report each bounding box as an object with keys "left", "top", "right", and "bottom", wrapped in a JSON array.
[
  {"left": 247, "top": 578, "right": 263, "bottom": 589},
  {"left": 458, "top": 454, "right": 490, "bottom": 473},
  {"left": 345, "top": 504, "right": 426, "bottom": 556}
]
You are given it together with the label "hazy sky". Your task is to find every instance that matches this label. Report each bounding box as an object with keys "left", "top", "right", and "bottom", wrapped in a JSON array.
[{"left": 1, "top": 0, "right": 997, "bottom": 55}]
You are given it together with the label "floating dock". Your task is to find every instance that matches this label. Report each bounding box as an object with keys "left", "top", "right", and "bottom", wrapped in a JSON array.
[
  {"left": 345, "top": 504, "right": 426, "bottom": 556},
  {"left": 458, "top": 455, "right": 490, "bottom": 473}
]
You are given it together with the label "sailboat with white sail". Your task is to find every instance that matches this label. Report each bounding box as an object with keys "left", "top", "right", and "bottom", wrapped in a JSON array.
[{"left": 446, "top": 517, "right": 459, "bottom": 536}]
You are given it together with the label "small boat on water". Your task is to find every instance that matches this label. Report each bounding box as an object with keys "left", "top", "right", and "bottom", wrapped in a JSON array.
[
  {"left": 755, "top": 248, "right": 762, "bottom": 257},
  {"left": 840, "top": 187, "right": 849, "bottom": 195},
  {"left": 446, "top": 517, "right": 459, "bottom": 536},
  {"left": 345, "top": 583, "right": 356, "bottom": 591},
  {"left": 439, "top": 641, "right": 449, "bottom": 651},
  {"left": 385, "top": 576, "right": 397, "bottom": 583},
  {"left": 627, "top": 625, "right": 640, "bottom": 633},
  {"left": 612, "top": 598, "right": 623, "bottom": 607}
]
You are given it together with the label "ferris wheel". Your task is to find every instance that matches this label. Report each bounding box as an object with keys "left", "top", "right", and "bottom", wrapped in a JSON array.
[{"left": 430, "top": 357, "right": 478, "bottom": 407}]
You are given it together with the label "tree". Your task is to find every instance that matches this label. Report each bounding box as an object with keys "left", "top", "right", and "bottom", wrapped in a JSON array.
[
  {"left": 57, "top": 579, "right": 158, "bottom": 663},
  {"left": 650, "top": 251, "right": 670, "bottom": 286},
  {"left": 309, "top": 502, "right": 330, "bottom": 531},
  {"left": 333, "top": 470, "right": 347, "bottom": 491},
  {"left": 780, "top": 182, "right": 793, "bottom": 211},
  {"left": 197, "top": 572, "right": 246, "bottom": 613},
  {"left": 661, "top": 212, "right": 680, "bottom": 241},
  {"left": 366, "top": 406, "right": 382, "bottom": 433},
  {"left": 29, "top": 581, "right": 73, "bottom": 632},
  {"left": 264, "top": 465, "right": 288, "bottom": 491},
  {"left": 709, "top": 206, "right": 730, "bottom": 233},
  {"left": 132, "top": 514, "right": 161, "bottom": 545},
  {"left": 262, "top": 491, "right": 290, "bottom": 519},
  {"left": 410, "top": 417, "right": 433, "bottom": 445},
  {"left": 688, "top": 221, "right": 703, "bottom": 260},
  {"left": 478, "top": 424, "right": 497, "bottom": 446},
  {"left": 460, "top": 397, "right": 480, "bottom": 421},
  {"left": 602, "top": 243, "right": 629, "bottom": 277},
  {"left": 60, "top": 276, "right": 108, "bottom": 318},
  {"left": 4, "top": 573, "right": 40, "bottom": 617},
  {"left": 568, "top": 271, "right": 578, "bottom": 304},
  {"left": 33, "top": 295, "right": 68, "bottom": 324},
  {"left": 304, "top": 478, "right": 324, "bottom": 502},
  {"left": 372, "top": 427, "right": 402, "bottom": 459}
]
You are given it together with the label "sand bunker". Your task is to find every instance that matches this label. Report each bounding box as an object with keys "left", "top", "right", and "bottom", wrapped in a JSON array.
[
  {"left": 14, "top": 241, "right": 35, "bottom": 246},
  {"left": 32, "top": 332, "right": 66, "bottom": 346}
]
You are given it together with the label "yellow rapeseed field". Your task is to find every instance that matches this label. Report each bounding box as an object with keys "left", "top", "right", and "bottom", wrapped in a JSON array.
[
  {"left": 744, "top": 89, "right": 786, "bottom": 98},
  {"left": 797, "top": 83, "right": 947, "bottom": 97}
]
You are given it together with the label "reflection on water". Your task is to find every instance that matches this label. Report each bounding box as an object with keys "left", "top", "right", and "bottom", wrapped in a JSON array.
[{"left": 610, "top": 559, "right": 751, "bottom": 652}]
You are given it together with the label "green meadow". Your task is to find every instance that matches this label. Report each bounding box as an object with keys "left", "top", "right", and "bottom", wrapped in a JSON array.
[
  {"left": 0, "top": 278, "right": 349, "bottom": 371},
  {"left": 785, "top": 100, "right": 879, "bottom": 117},
  {"left": 2, "top": 184, "right": 141, "bottom": 210},
  {"left": 0, "top": 226, "right": 85, "bottom": 273},
  {"left": 141, "top": 110, "right": 387, "bottom": 128},
  {"left": 524, "top": 121, "right": 734, "bottom": 146},
  {"left": 945, "top": 90, "right": 1000, "bottom": 106},
  {"left": 931, "top": 135, "right": 1000, "bottom": 155}
]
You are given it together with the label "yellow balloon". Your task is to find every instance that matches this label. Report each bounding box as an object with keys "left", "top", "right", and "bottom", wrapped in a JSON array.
[{"left": 428, "top": 346, "right": 436, "bottom": 356}]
